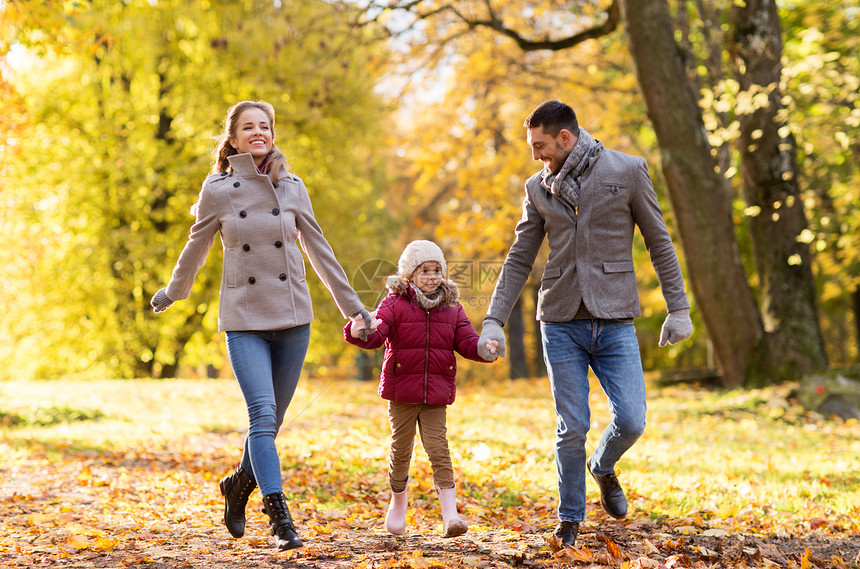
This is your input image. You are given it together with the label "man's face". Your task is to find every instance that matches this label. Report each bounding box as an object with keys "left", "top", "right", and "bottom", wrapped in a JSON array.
[{"left": 527, "top": 125, "right": 575, "bottom": 174}]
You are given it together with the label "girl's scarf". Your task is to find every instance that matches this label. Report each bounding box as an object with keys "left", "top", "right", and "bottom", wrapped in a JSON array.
[{"left": 409, "top": 283, "right": 443, "bottom": 310}]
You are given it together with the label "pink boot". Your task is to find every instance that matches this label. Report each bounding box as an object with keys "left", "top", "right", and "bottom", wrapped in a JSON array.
[
  {"left": 436, "top": 485, "right": 468, "bottom": 537},
  {"left": 385, "top": 489, "right": 407, "bottom": 535}
]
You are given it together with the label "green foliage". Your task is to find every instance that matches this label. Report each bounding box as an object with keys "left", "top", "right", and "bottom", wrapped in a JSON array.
[
  {"left": 0, "top": 405, "right": 105, "bottom": 428},
  {"left": 675, "top": 0, "right": 859, "bottom": 365},
  {"left": 781, "top": 0, "right": 860, "bottom": 364},
  {"left": 0, "top": 0, "right": 397, "bottom": 378}
]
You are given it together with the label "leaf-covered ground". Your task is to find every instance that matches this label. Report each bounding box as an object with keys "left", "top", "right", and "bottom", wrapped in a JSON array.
[{"left": 1, "top": 376, "right": 858, "bottom": 568}]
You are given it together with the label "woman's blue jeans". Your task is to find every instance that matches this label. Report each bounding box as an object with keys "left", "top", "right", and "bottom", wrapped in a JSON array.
[
  {"left": 226, "top": 325, "right": 310, "bottom": 496},
  {"left": 541, "top": 318, "right": 646, "bottom": 522}
]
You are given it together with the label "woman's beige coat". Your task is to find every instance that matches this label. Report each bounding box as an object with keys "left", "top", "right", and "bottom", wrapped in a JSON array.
[{"left": 165, "top": 153, "right": 363, "bottom": 331}]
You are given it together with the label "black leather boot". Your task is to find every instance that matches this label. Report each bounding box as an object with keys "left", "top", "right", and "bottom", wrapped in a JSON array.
[
  {"left": 219, "top": 466, "right": 256, "bottom": 538},
  {"left": 262, "top": 492, "right": 303, "bottom": 551}
]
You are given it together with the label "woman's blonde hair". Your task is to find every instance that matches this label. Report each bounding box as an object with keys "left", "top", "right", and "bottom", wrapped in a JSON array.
[{"left": 212, "top": 100, "right": 288, "bottom": 184}]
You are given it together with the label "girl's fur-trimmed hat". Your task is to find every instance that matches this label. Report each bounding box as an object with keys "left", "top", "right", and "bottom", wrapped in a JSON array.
[{"left": 398, "top": 240, "right": 447, "bottom": 278}]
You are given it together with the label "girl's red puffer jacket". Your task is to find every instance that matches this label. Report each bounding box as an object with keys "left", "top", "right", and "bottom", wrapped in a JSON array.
[{"left": 344, "top": 278, "right": 486, "bottom": 406}]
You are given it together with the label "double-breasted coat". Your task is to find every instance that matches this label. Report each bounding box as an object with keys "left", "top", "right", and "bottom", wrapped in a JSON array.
[{"left": 165, "top": 153, "right": 363, "bottom": 331}]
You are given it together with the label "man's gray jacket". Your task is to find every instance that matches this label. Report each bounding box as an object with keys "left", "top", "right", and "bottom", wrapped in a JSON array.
[{"left": 486, "top": 146, "right": 690, "bottom": 324}]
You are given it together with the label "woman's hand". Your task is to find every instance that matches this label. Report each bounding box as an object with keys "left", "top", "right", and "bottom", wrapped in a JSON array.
[{"left": 150, "top": 288, "right": 174, "bottom": 314}]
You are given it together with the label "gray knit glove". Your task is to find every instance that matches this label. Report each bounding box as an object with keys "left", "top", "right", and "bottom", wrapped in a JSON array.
[
  {"left": 478, "top": 318, "right": 506, "bottom": 361},
  {"left": 150, "top": 288, "right": 174, "bottom": 314},
  {"left": 659, "top": 308, "right": 693, "bottom": 346}
]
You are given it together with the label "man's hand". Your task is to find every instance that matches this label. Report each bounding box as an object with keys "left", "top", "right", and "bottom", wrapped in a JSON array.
[
  {"left": 659, "top": 308, "right": 693, "bottom": 346},
  {"left": 478, "top": 318, "right": 506, "bottom": 361},
  {"left": 480, "top": 339, "right": 500, "bottom": 362},
  {"left": 150, "top": 288, "right": 174, "bottom": 314}
]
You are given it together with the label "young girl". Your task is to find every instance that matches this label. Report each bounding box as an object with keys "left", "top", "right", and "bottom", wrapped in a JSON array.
[{"left": 344, "top": 240, "right": 498, "bottom": 537}]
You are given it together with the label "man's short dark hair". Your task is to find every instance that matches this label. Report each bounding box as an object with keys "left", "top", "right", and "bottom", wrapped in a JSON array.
[{"left": 523, "top": 100, "right": 579, "bottom": 137}]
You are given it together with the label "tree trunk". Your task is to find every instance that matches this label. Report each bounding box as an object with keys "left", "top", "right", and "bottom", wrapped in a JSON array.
[
  {"left": 507, "top": 294, "right": 529, "bottom": 379},
  {"left": 728, "top": 0, "right": 828, "bottom": 383},
  {"left": 621, "top": 0, "right": 762, "bottom": 388},
  {"left": 853, "top": 287, "right": 860, "bottom": 360}
]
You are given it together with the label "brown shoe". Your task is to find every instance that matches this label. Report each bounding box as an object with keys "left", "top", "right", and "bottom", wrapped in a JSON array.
[
  {"left": 554, "top": 520, "right": 580, "bottom": 547},
  {"left": 588, "top": 459, "right": 628, "bottom": 519}
]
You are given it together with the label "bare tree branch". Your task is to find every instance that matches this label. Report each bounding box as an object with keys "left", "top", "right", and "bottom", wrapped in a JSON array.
[
  {"left": 447, "top": 0, "right": 620, "bottom": 51},
  {"left": 356, "top": 0, "right": 621, "bottom": 51}
]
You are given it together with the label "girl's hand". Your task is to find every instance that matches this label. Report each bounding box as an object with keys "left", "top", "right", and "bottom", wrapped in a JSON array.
[
  {"left": 350, "top": 310, "right": 379, "bottom": 339},
  {"left": 485, "top": 339, "right": 499, "bottom": 354}
]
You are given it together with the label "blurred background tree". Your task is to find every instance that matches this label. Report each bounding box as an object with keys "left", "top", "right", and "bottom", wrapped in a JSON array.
[
  {"left": 356, "top": 0, "right": 858, "bottom": 387},
  {"left": 0, "top": 0, "right": 397, "bottom": 379}
]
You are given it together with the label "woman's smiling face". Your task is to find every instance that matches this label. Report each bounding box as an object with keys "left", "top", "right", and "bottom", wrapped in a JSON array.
[{"left": 229, "top": 107, "right": 273, "bottom": 165}]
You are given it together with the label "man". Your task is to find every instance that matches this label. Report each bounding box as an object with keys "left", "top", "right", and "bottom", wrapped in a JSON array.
[{"left": 478, "top": 100, "right": 693, "bottom": 547}]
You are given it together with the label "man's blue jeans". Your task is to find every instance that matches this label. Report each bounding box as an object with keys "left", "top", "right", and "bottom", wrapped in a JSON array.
[
  {"left": 226, "top": 325, "right": 311, "bottom": 496},
  {"left": 541, "top": 319, "right": 646, "bottom": 522}
]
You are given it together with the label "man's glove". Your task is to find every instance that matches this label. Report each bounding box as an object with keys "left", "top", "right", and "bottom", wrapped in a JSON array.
[
  {"left": 150, "top": 288, "right": 174, "bottom": 314},
  {"left": 478, "top": 318, "right": 506, "bottom": 361},
  {"left": 659, "top": 308, "right": 693, "bottom": 346}
]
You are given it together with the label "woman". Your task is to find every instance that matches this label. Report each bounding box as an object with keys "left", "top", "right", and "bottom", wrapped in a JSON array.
[{"left": 150, "top": 100, "right": 371, "bottom": 551}]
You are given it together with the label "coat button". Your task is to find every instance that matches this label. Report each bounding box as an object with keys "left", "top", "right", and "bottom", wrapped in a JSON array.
[
  {"left": 279, "top": 273, "right": 287, "bottom": 281},
  {"left": 449, "top": 366, "right": 453, "bottom": 370},
  {"left": 233, "top": 182, "right": 240, "bottom": 188},
  {"left": 248, "top": 277, "right": 256, "bottom": 284},
  {"left": 220, "top": 172, "right": 228, "bottom": 177},
  {"left": 396, "top": 363, "right": 401, "bottom": 367},
  {"left": 243, "top": 244, "right": 250, "bottom": 252},
  {"left": 274, "top": 182, "right": 279, "bottom": 188},
  {"left": 274, "top": 241, "right": 283, "bottom": 248},
  {"left": 239, "top": 210, "right": 247, "bottom": 218},
  {"left": 272, "top": 208, "right": 280, "bottom": 216}
]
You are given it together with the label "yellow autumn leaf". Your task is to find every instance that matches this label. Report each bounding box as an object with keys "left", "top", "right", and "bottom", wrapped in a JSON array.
[
  {"left": 606, "top": 539, "right": 624, "bottom": 561},
  {"left": 76, "top": 465, "right": 93, "bottom": 484},
  {"left": 25, "top": 513, "right": 50, "bottom": 526},
  {"left": 65, "top": 522, "right": 106, "bottom": 537},
  {"left": 702, "top": 528, "right": 731, "bottom": 537},
  {"left": 562, "top": 546, "right": 594, "bottom": 563},
  {"left": 65, "top": 533, "right": 91, "bottom": 549},
  {"left": 310, "top": 523, "right": 333, "bottom": 535},
  {"left": 93, "top": 536, "right": 120, "bottom": 551}
]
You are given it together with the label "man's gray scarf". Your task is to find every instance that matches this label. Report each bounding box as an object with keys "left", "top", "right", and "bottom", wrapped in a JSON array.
[{"left": 540, "top": 128, "right": 602, "bottom": 214}]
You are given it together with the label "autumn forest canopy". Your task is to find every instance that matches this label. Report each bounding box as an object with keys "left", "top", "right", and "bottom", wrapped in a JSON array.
[{"left": 0, "top": 0, "right": 858, "bottom": 387}]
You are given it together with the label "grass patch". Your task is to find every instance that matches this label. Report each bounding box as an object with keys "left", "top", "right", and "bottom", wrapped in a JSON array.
[{"left": 0, "top": 405, "right": 105, "bottom": 428}]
